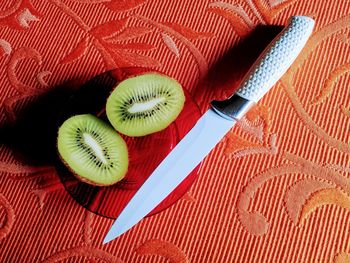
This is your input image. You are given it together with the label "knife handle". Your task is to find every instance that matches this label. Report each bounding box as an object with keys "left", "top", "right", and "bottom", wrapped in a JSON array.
[{"left": 211, "top": 16, "right": 315, "bottom": 120}]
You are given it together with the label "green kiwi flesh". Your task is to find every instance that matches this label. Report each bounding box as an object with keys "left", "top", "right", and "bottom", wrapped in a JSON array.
[
  {"left": 57, "top": 114, "right": 128, "bottom": 186},
  {"left": 106, "top": 73, "right": 185, "bottom": 137}
]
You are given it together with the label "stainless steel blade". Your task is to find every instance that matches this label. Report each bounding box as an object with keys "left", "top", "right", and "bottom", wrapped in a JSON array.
[
  {"left": 103, "top": 16, "right": 315, "bottom": 244},
  {"left": 103, "top": 109, "right": 235, "bottom": 244}
]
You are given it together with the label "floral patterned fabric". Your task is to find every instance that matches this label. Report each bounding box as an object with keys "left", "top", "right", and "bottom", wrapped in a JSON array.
[{"left": 0, "top": 0, "right": 349, "bottom": 262}]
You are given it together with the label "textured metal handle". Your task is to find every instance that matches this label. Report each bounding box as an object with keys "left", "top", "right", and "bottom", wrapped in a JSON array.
[{"left": 211, "top": 16, "right": 314, "bottom": 120}]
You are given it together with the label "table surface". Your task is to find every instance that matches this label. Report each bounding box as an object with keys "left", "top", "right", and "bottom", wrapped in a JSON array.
[{"left": 0, "top": 0, "right": 349, "bottom": 262}]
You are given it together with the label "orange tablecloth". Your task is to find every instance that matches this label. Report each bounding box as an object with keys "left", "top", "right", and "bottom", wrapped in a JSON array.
[{"left": 0, "top": 0, "right": 349, "bottom": 262}]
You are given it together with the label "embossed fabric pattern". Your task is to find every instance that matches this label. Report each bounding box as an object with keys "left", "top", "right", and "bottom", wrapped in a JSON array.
[{"left": 0, "top": 0, "right": 349, "bottom": 262}]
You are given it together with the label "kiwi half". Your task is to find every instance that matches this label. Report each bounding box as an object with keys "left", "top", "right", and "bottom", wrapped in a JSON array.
[
  {"left": 106, "top": 73, "right": 185, "bottom": 137},
  {"left": 57, "top": 114, "right": 128, "bottom": 186}
]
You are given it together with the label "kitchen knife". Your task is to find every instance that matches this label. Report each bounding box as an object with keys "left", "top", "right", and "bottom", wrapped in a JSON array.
[{"left": 103, "top": 16, "right": 315, "bottom": 244}]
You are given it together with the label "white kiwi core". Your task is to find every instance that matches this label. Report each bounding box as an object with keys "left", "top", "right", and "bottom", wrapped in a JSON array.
[
  {"left": 83, "top": 133, "right": 108, "bottom": 164},
  {"left": 127, "top": 97, "right": 165, "bottom": 113}
]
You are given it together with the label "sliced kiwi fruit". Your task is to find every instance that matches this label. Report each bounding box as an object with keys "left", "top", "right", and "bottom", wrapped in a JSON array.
[
  {"left": 57, "top": 114, "right": 128, "bottom": 186},
  {"left": 106, "top": 73, "right": 185, "bottom": 137}
]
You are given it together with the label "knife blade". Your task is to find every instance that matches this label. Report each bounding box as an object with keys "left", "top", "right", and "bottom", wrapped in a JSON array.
[{"left": 103, "top": 15, "right": 315, "bottom": 244}]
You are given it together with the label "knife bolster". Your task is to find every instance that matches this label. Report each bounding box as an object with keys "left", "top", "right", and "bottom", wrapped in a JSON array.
[{"left": 210, "top": 94, "right": 255, "bottom": 121}]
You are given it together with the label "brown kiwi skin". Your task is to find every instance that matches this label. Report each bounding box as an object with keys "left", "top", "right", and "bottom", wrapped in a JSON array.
[{"left": 58, "top": 153, "right": 128, "bottom": 186}]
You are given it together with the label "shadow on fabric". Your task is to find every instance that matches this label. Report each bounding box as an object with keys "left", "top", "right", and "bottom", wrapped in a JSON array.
[
  {"left": 193, "top": 25, "right": 283, "bottom": 110},
  {"left": 0, "top": 73, "right": 116, "bottom": 167}
]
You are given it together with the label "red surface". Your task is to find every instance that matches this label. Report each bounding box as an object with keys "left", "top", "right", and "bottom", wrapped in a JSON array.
[{"left": 0, "top": 0, "right": 349, "bottom": 262}]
